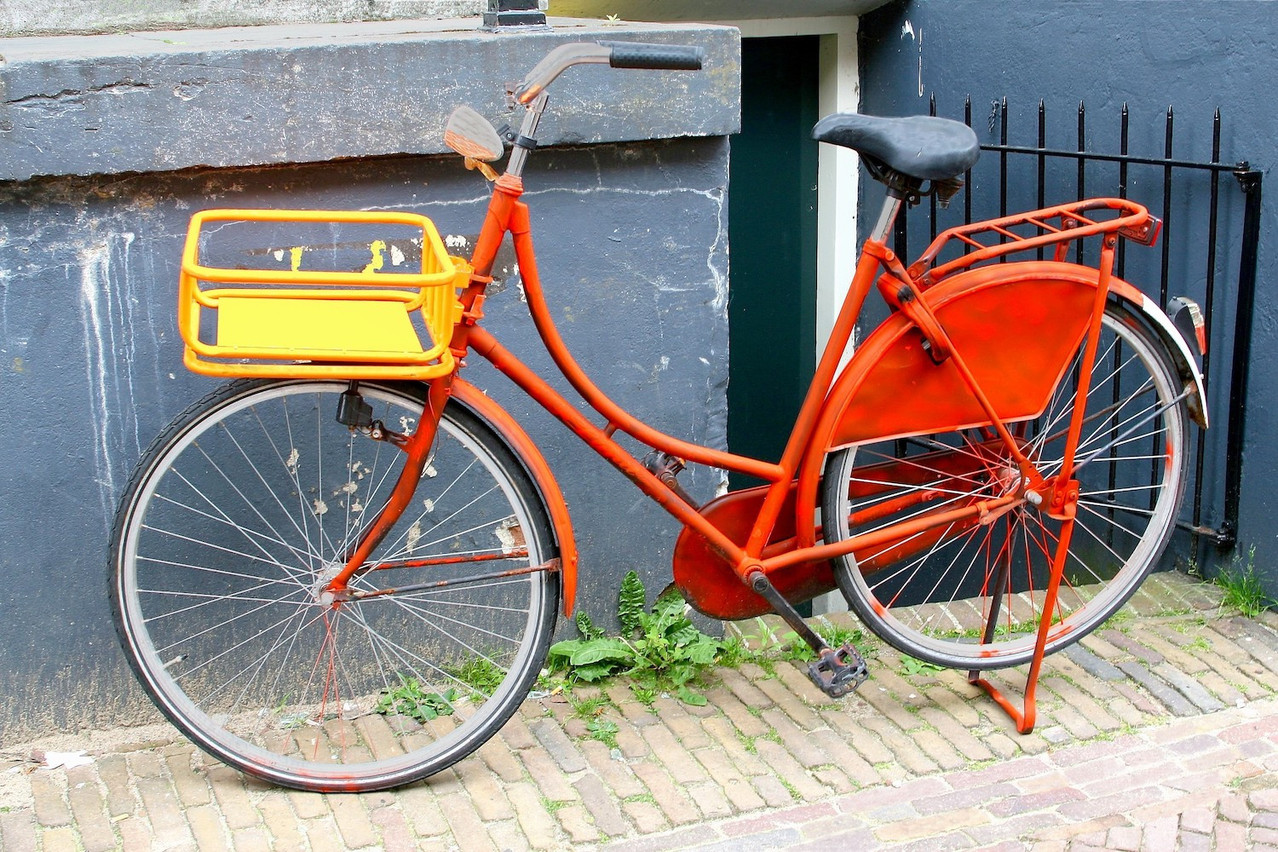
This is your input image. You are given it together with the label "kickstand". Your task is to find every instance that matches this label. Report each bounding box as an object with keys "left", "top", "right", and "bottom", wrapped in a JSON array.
[{"left": 968, "top": 514, "right": 1077, "bottom": 734}]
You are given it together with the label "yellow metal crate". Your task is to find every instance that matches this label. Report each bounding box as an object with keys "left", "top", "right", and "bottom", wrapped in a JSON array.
[{"left": 178, "top": 208, "right": 468, "bottom": 380}]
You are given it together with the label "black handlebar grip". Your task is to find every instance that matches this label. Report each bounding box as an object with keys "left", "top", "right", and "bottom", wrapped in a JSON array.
[{"left": 601, "top": 41, "right": 705, "bottom": 71}]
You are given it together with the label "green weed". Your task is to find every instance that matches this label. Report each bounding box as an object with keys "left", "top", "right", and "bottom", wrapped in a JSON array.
[
  {"left": 547, "top": 571, "right": 725, "bottom": 705},
  {"left": 1216, "top": 548, "right": 1270, "bottom": 617},
  {"left": 375, "top": 674, "right": 457, "bottom": 724}
]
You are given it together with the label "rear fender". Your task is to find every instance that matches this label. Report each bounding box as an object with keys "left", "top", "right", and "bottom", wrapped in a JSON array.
[
  {"left": 451, "top": 380, "right": 579, "bottom": 616},
  {"left": 793, "top": 261, "right": 1207, "bottom": 536}
]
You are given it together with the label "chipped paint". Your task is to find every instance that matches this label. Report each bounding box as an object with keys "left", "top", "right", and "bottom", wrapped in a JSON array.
[
  {"left": 78, "top": 233, "right": 139, "bottom": 526},
  {"left": 363, "top": 239, "right": 387, "bottom": 274}
]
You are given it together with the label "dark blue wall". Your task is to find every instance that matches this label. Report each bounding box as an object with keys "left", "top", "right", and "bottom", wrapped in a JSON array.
[
  {"left": 859, "top": 0, "right": 1278, "bottom": 591},
  {"left": 0, "top": 19, "right": 739, "bottom": 739}
]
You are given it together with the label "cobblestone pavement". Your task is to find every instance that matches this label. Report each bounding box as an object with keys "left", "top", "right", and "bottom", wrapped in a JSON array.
[{"left": 3, "top": 572, "right": 1277, "bottom": 851}]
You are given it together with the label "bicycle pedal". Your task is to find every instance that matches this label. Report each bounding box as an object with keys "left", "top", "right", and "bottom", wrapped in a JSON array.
[{"left": 807, "top": 643, "right": 869, "bottom": 699}]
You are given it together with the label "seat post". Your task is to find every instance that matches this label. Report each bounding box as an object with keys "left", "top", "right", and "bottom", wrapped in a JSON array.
[{"left": 868, "top": 192, "right": 904, "bottom": 245}]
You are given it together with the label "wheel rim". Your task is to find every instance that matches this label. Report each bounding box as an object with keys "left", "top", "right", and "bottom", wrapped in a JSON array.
[
  {"left": 827, "top": 310, "right": 1187, "bottom": 668},
  {"left": 116, "top": 382, "right": 552, "bottom": 789}
]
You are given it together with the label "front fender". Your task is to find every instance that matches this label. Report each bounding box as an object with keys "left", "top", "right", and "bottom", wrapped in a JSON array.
[{"left": 451, "top": 380, "right": 579, "bottom": 616}]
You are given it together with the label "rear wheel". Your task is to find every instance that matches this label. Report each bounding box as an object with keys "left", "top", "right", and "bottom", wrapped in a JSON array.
[
  {"left": 112, "top": 380, "right": 557, "bottom": 791},
  {"left": 821, "top": 304, "right": 1188, "bottom": 669}
]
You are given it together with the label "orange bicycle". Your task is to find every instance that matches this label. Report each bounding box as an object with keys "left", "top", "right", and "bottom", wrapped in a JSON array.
[{"left": 110, "top": 41, "right": 1207, "bottom": 791}]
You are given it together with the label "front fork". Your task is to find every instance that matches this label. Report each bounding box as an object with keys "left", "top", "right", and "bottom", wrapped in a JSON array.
[{"left": 323, "top": 374, "right": 454, "bottom": 597}]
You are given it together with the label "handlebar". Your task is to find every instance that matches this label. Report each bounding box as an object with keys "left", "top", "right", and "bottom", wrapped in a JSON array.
[{"left": 514, "top": 41, "right": 705, "bottom": 104}]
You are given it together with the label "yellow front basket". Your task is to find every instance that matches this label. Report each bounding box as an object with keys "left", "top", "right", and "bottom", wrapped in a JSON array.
[{"left": 178, "top": 208, "right": 469, "bottom": 380}]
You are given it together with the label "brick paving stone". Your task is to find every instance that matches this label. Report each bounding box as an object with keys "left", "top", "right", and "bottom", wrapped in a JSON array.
[
  {"left": 207, "top": 766, "right": 261, "bottom": 831},
  {"left": 755, "top": 675, "right": 825, "bottom": 731},
  {"left": 38, "top": 826, "right": 80, "bottom": 852},
  {"left": 917, "top": 706, "right": 996, "bottom": 763},
  {"left": 581, "top": 739, "right": 646, "bottom": 800},
  {"left": 1115, "top": 660, "right": 1199, "bottom": 716},
  {"left": 989, "top": 785, "right": 1087, "bottom": 818},
  {"left": 455, "top": 757, "right": 515, "bottom": 822},
  {"left": 857, "top": 715, "right": 940, "bottom": 775},
  {"left": 753, "top": 739, "right": 829, "bottom": 802},
  {"left": 1057, "top": 785, "right": 1170, "bottom": 823},
  {"left": 258, "top": 797, "right": 307, "bottom": 851},
  {"left": 29, "top": 773, "right": 71, "bottom": 828},
  {"left": 922, "top": 682, "right": 984, "bottom": 729},
  {"left": 611, "top": 722, "right": 651, "bottom": 761},
  {"left": 656, "top": 701, "right": 714, "bottom": 749},
  {"left": 64, "top": 766, "right": 116, "bottom": 852},
  {"left": 1040, "top": 676, "right": 1124, "bottom": 733},
  {"left": 135, "top": 775, "right": 195, "bottom": 848},
  {"left": 287, "top": 790, "right": 331, "bottom": 820},
  {"left": 642, "top": 722, "right": 709, "bottom": 784},
  {"left": 817, "top": 705, "right": 894, "bottom": 764},
  {"left": 0, "top": 810, "right": 38, "bottom": 852},
  {"left": 529, "top": 716, "right": 588, "bottom": 774},
  {"left": 1153, "top": 662, "right": 1228, "bottom": 713},
  {"left": 327, "top": 794, "right": 380, "bottom": 850},
  {"left": 1041, "top": 698, "right": 1100, "bottom": 741},
  {"left": 94, "top": 754, "right": 136, "bottom": 819},
  {"left": 499, "top": 713, "right": 539, "bottom": 751},
  {"left": 184, "top": 803, "right": 231, "bottom": 851},
  {"left": 439, "top": 791, "right": 499, "bottom": 852},
  {"left": 1216, "top": 819, "right": 1250, "bottom": 849},
  {"left": 857, "top": 678, "right": 929, "bottom": 732},
  {"left": 760, "top": 707, "right": 829, "bottom": 769},
  {"left": 807, "top": 727, "right": 881, "bottom": 788},
  {"left": 555, "top": 803, "right": 601, "bottom": 843},
  {"left": 912, "top": 781, "right": 1019, "bottom": 817},
  {"left": 573, "top": 773, "right": 630, "bottom": 836},
  {"left": 683, "top": 780, "right": 733, "bottom": 821},
  {"left": 231, "top": 825, "right": 273, "bottom": 852},
  {"left": 631, "top": 761, "right": 701, "bottom": 826},
  {"left": 115, "top": 813, "right": 154, "bottom": 849},
  {"left": 752, "top": 774, "right": 797, "bottom": 809},
  {"left": 476, "top": 736, "right": 527, "bottom": 784},
  {"left": 693, "top": 745, "right": 768, "bottom": 812},
  {"left": 518, "top": 747, "right": 579, "bottom": 803},
  {"left": 504, "top": 781, "right": 562, "bottom": 848},
  {"left": 701, "top": 714, "right": 771, "bottom": 777},
  {"left": 622, "top": 798, "right": 670, "bottom": 835},
  {"left": 872, "top": 807, "right": 991, "bottom": 844},
  {"left": 605, "top": 684, "right": 659, "bottom": 725},
  {"left": 1218, "top": 790, "right": 1252, "bottom": 823},
  {"left": 369, "top": 804, "right": 419, "bottom": 852},
  {"left": 718, "top": 668, "right": 775, "bottom": 710},
  {"left": 706, "top": 687, "right": 771, "bottom": 739},
  {"left": 907, "top": 726, "right": 968, "bottom": 772},
  {"left": 811, "top": 765, "right": 857, "bottom": 794},
  {"left": 1064, "top": 642, "right": 1127, "bottom": 682},
  {"left": 163, "top": 751, "right": 213, "bottom": 808}
]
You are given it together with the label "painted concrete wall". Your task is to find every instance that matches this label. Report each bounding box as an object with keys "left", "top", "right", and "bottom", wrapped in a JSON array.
[
  {"left": 0, "top": 19, "right": 739, "bottom": 739},
  {"left": 859, "top": 0, "right": 1277, "bottom": 588}
]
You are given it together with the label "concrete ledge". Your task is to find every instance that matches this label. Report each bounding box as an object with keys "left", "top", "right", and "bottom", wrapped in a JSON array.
[{"left": 0, "top": 17, "right": 740, "bottom": 181}]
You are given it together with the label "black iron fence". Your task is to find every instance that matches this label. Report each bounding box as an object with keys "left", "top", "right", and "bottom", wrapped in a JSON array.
[{"left": 893, "top": 96, "right": 1262, "bottom": 554}]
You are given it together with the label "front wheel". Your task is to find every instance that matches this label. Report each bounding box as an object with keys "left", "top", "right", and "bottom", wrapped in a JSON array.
[
  {"left": 822, "top": 304, "right": 1189, "bottom": 670},
  {"left": 111, "top": 380, "right": 558, "bottom": 791}
]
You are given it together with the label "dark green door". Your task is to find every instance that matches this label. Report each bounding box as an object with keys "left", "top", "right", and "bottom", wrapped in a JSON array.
[{"left": 728, "top": 36, "right": 820, "bottom": 487}]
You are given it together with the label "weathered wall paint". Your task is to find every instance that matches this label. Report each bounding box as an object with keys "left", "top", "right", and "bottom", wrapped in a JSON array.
[
  {"left": 0, "top": 140, "right": 730, "bottom": 739},
  {"left": 860, "top": 0, "right": 1278, "bottom": 589}
]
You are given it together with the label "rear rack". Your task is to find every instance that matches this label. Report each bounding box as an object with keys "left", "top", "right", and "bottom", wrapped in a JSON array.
[{"left": 907, "top": 198, "right": 1160, "bottom": 286}]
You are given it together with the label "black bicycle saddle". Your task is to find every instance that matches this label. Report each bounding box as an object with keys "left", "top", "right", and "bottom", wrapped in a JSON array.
[{"left": 812, "top": 114, "right": 980, "bottom": 182}]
